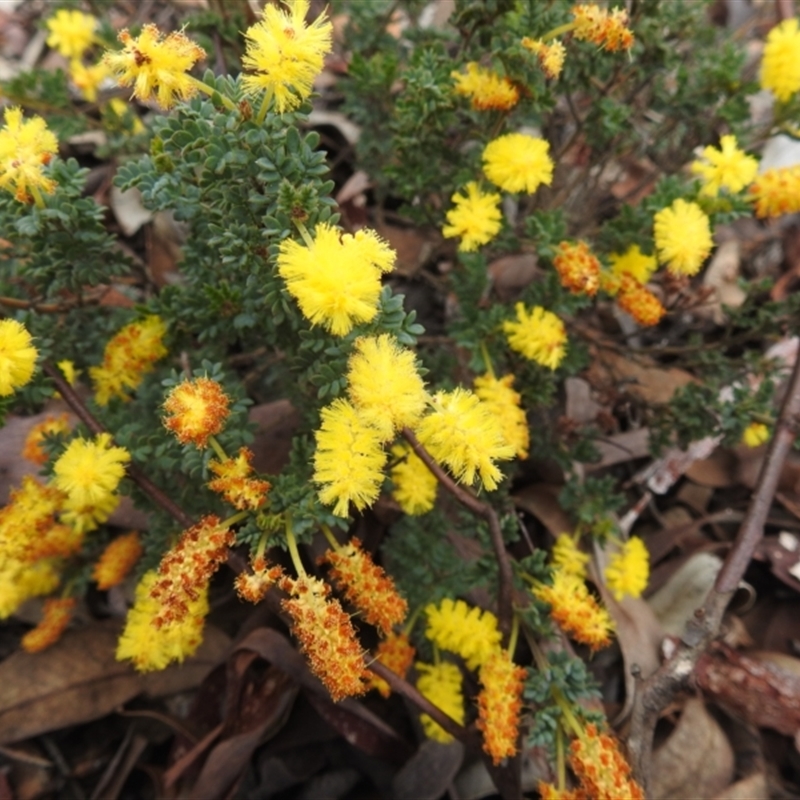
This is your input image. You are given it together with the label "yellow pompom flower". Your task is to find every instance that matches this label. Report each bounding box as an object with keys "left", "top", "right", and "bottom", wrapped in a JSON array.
[
  {"left": 0, "top": 319, "right": 38, "bottom": 396},
  {"left": 483, "top": 133, "right": 554, "bottom": 194},
  {"left": 367, "top": 632, "right": 416, "bottom": 698},
  {"left": 90, "top": 315, "right": 167, "bottom": 406},
  {"left": 277, "top": 223, "right": 395, "bottom": 336},
  {"left": 616, "top": 276, "right": 665, "bottom": 327},
  {"left": 553, "top": 240, "right": 601, "bottom": 296},
  {"left": 46, "top": 9, "right": 97, "bottom": 60},
  {"left": 0, "top": 558, "right": 60, "bottom": 619},
  {"left": 242, "top": 0, "right": 332, "bottom": 113},
  {"left": 451, "top": 62, "right": 520, "bottom": 111},
  {"left": 609, "top": 245, "right": 657, "bottom": 286},
  {"left": 416, "top": 389, "right": 515, "bottom": 491},
  {"left": 552, "top": 533, "right": 589, "bottom": 578},
  {"left": 208, "top": 447, "right": 270, "bottom": 510},
  {"left": 572, "top": 4, "right": 634, "bottom": 52},
  {"left": 52, "top": 433, "right": 130, "bottom": 523},
  {"left": 691, "top": 136, "right": 759, "bottom": 197},
  {"left": 69, "top": 59, "right": 111, "bottom": 103},
  {"left": 503, "top": 303, "right": 567, "bottom": 370},
  {"left": 416, "top": 661, "right": 464, "bottom": 743},
  {"left": 760, "top": 18, "right": 800, "bottom": 102},
  {"left": 163, "top": 377, "right": 231, "bottom": 449},
  {"left": 346, "top": 334, "right": 428, "bottom": 441},
  {"left": 473, "top": 373, "right": 529, "bottom": 459},
  {"left": 477, "top": 650, "right": 526, "bottom": 764},
  {"left": 749, "top": 165, "right": 800, "bottom": 218},
  {"left": 116, "top": 570, "right": 208, "bottom": 672},
  {"left": 313, "top": 398, "right": 388, "bottom": 517},
  {"left": 21, "top": 597, "right": 76, "bottom": 653},
  {"left": 104, "top": 24, "right": 206, "bottom": 109},
  {"left": 93, "top": 531, "right": 143, "bottom": 590},
  {"left": 521, "top": 38, "right": 566, "bottom": 79},
  {"left": 653, "top": 199, "right": 713, "bottom": 277},
  {"left": 0, "top": 107, "right": 58, "bottom": 203},
  {"left": 742, "top": 421, "right": 770, "bottom": 448},
  {"left": 534, "top": 567, "right": 614, "bottom": 651},
  {"left": 424, "top": 597, "right": 502, "bottom": 669},
  {"left": 604, "top": 536, "right": 649, "bottom": 601},
  {"left": 442, "top": 181, "right": 503, "bottom": 252},
  {"left": 390, "top": 442, "right": 438, "bottom": 515}
]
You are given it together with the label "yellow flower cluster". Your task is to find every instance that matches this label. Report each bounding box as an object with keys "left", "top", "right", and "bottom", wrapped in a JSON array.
[
  {"left": 483, "top": 132, "right": 554, "bottom": 194},
  {"left": 609, "top": 244, "right": 657, "bottom": 286},
  {"left": 46, "top": 9, "right": 97, "bottom": 60},
  {"left": 749, "top": 165, "right": 800, "bottom": 218},
  {"left": 163, "top": 377, "right": 231, "bottom": 449},
  {"left": 473, "top": 373, "right": 529, "bottom": 459},
  {"left": 691, "top": 135, "right": 758, "bottom": 197},
  {"left": 442, "top": 182, "right": 503, "bottom": 252},
  {"left": 390, "top": 442, "right": 438, "bottom": 515},
  {"left": 0, "top": 559, "right": 59, "bottom": 619},
  {"left": 571, "top": 4, "right": 634, "bottom": 52},
  {"left": 208, "top": 447, "right": 270, "bottom": 510},
  {"left": 617, "top": 276, "right": 665, "bottom": 327},
  {"left": 604, "top": 537, "right": 649, "bottom": 601},
  {"left": 0, "top": 319, "right": 38, "bottom": 396},
  {"left": 235, "top": 556, "right": 284, "bottom": 604},
  {"left": 242, "top": 0, "right": 332, "bottom": 113},
  {"left": 742, "top": 421, "right": 770, "bottom": 448},
  {"left": 553, "top": 532, "right": 589, "bottom": 576},
  {"left": 522, "top": 38, "right": 566, "bottom": 79},
  {"left": 477, "top": 650, "right": 527, "bottom": 764},
  {"left": 416, "top": 661, "right": 465, "bottom": 743},
  {"left": 90, "top": 316, "right": 168, "bottom": 406},
  {"left": 93, "top": 531, "right": 143, "bottom": 590},
  {"left": 760, "top": 18, "right": 800, "bottom": 102},
  {"left": 0, "top": 107, "right": 58, "bottom": 203},
  {"left": 553, "top": 240, "right": 601, "bottom": 296},
  {"left": 503, "top": 303, "right": 568, "bottom": 370},
  {"left": 653, "top": 198, "right": 713, "bottom": 277},
  {"left": 452, "top": 63, "right": 520, "bottom": 111},
  {"left": 569, "top": 723, "right": 645, "bottom": 800},
  {"left": 424, "top": 597, "right": 502, "bottom": 670}
]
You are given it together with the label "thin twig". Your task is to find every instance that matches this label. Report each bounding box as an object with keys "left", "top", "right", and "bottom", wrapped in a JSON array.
[
  {"left": 401, "top": 427, "right": 514, "bottom": 639},
  {"left": 628, "top": 350, "right": 800, "bottom": 791},
  {"left": 41, "top": 361, "right": 194, "bottom": 528}
]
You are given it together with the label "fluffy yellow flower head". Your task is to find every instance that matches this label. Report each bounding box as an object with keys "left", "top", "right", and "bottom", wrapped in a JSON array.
[
  {"left": 277, "top": 223, "right": 395, "bottom": 336},
  {"left": 46, "top": 9, "right": 97, "bottom": 60},
  {"left": 749, "top": 165, "right": 800, "bottom": 218},
  {"left": 390, "top": 442, "right": 438, "bottom": 515},
  {"left": 69, "top": 60, "right": 111, "bottom": 103},
  {"left": 242, "top": 0, "right": 332, "bottom": 113},
  {"left": 416, "top": 661, "right": 464, "bottom": 743},
  {"left": 604, "top": 536, "right": 649, "bottom": 601},
  {"left": 442, "top": 181, "right": 503, "bottom": 252},
  {"left": 104, "top": 24, "right": 206, "bottom": 109},
  {"left": 609, "top": 244, "right": 657, "bottom": 286},
  {"left": 0, "top": 558, "right": 60, "bottom": 619},
  {"left": 503, "top": 303, "right": 567, "bottom": 370},
  {"left": 572, "top": 4, "right": 634, "bottom": 52},
  {"left": 52, "top": 432, "right": 130, "bottom": 513},
  {"left": 162, "top": 377, "right": 231, "bottom": 449},
  {"left": 313, "top": 398, "right": 387, "bottom": 517},
  {"left": 416, "top": 388, "right": 515, "bottom": 491},
  {"left": 653, "top": 199, "right": 713, "bottom": 276},
  {"left": 483, "top": 133, "right": 554, "bottom": 194},
  {"left": 117, "top": 570, "right": 208, "bottom": 672},
  {"left": 0, "top": 475, "right": 65, "bottom": 561},
  {"left": 425, "top": 597, "right": 502, "bottom": 670},
  {"left": 0, "top": 107, "right": 58, "bottom": 203},
  {"left": 760, "top": 18, "right": 800, "bottom": 102},
  {"left": 521, "top": 38, "right": 566, "bottom": 79},
  {"left": 473, "top": 373, "right": 529, "bottom": 459},
  {"left": 552, "top": 533, "right": 589, "bottom": 578},
  {"left": 346, "top": 334, "right": 428, "bottom": 441},
  {"left": 451, "top": 62, "right": 520, "bottom": 111},
  {"left": 742, "top": 421, "right": 770, "bottom": 448},
  {"left": 0, "top": 319, "right": 38, "bottom": 396},
  {"left": 691, "top": 136, "right": 759, "bottom": 197}
]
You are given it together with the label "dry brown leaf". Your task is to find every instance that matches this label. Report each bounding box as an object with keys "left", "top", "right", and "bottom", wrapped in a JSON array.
[
  {"left": 650, "top": 698, "right": 735, "bottom": 800},
  {"left": 685, "top": 448, "right": 739, "bottom": 488},
  {"left": 512, "top": 484, "right": 572, "bottom": 537},
  {"left": 712, "top": 772, "right": 769, "bottom": 800},
  {"left": 487, "top": 253, "right": 540, "bottom": 301},
  {"left": 0, "top": 620, "right": 229, "bottom": 745}
]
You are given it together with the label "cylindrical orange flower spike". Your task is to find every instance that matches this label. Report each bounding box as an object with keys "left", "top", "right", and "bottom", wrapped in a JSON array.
[
  {"left": 553, "top": 241, "right": 601, "bottom": 296},
  {"left": 208, "top": 447, "right": 271, "bottom": 510},
  {"left": 162, "top": 377, "right": 231, "bottom": 449},
  {"left": 235, "top": 556, "right": 284, "bottom": 603},
  {"left": 476, "top": 649, "right": 527, "bottom": 764},
  {"left": 21, "top": 597, "right": 76, "bottom": 653},
  {"left": 151, "top": 515, "right": 234, "bottom": 627},
  {"left": 322, "top": 537, "right": 407, "bottom": 636},
  {"left": 280, "top": 573, "right": 368, "bottom": 701},
  {"left": 570, "top": 724, "right": 644, "bottom": 800},
  {"left": 93, "top": 531, "right": 144, "bottom": 590},
  {"left": 367, "top": 632, "right": 416, "bottom": 698}
]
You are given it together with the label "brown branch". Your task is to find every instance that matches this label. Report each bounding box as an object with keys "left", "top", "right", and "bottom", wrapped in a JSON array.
[
  {"left": 628, "top": 350, "right": 800, "bottom": 792},
  {"left": 401, "top": 427, "right": 514, "bottom": 639},
  {"left": 41, "top": 361, "right": 194, "bottom": 528}
]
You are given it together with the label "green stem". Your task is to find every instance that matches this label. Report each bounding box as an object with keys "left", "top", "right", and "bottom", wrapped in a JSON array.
[
  {"left": 208, "top": 434, "right": 227, "bottom": 462},
  {"left": 256, "top": 87, "right": 274, "bottom": 124},
  {"left": 541, "top": 21, "right": 575, "bottom": 42},
  {"left": 294, "top": 220, "right": 315, "bottom": 248},
  {"left": 479, "top": 341, "right": 495, "bottom": 378},
  {"left": 402, "top": 604, "right": 423, "bottom": 637},
  {"left": 254, "top": 528, "right": 269, "bottom": 560},
  {"left": 320, "top": 523, "right": 341, "bottom": 551},
  {"left": 284, "top": 516, "right": 306, "bottom": 578},
  {"left": 30, "top": 185, "right": 45, "bottom": 209},
  {"left": 556, "top": 721, "right": 567, "bottom": 790},
  {"left": 221, "top": 510, "right": 249, "bottom": 528},
  {"left": 508, "top": 611, "right": 520, "bottom": 655},
  {"left": 190, "top": 76, "right": 238, "bottom": 112}
]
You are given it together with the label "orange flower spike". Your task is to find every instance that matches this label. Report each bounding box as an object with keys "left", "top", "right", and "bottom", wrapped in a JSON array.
[
  {"left": 93, "top": 531, "right": 144, "bottom": 590},
  {"left": 25, "top": 521, "right": 83, "bottom": 561},
  {"left": 367, "top": 632, "right": 416, "bottom": 698},
  {"left": 553, "top": 241, "right": 601, "bottom": 296},
  {"left": 537, "top": 782, "right": 586, "bottom": 800},
  {"left": 570, "top": 724, "right": 644, "bottom": 800},
  {"left": 163, "top": 377, "right": 231, "bottom": 449},
  {"left": 235, "top": 556, "right": 284, "bottom": 603},
  {"left": 150, "top": 515, "right": 234, "bottom": 627},
  {"left": 322, "top": 537, "right": 408, "bottom": 636},
  {"left": 280, "top": 573, "right": 369, "bottom": 701},
  {"left": 208, "top": 446, "right": 271, "bottom": 510},
  {"left": 571, "top": 4, "right": 634, "bottom": 52},
  {"left": 476, "top": 650, "right": 527, "bottom": 764},
  {"left": 21, "top": 597, "right": 77, "bottom": 653},
  {"left": 21, "top": 413, "right": 70, "bottom": 465},
  {"left": 616, "top": 276, "right": 665, "bottom": 327}
]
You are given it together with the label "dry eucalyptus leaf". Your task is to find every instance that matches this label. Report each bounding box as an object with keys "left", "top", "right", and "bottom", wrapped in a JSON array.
[
  {"left": 512, "top": 484, "right": 572, "bottom": 538},
  {"left": 0, "top": 620, "right": 229, "bottom": 745},
  {"left": 650, "top": 698, "right": 735, "bottom": 800}
]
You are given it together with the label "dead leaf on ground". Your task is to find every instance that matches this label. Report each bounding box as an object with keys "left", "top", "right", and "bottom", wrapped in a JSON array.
[
  {"left": 487, "top": 253, "right": 540, "bottom": 301},
  {"left": 650, "top": 697, "right": 735, "bottom": 800},
  {"left": 512, "top": 484, "right": 572, "bottom": 538},
  {"left": 701, "top": 239, "right": 746, "bottom": 325},
  {"left": 0, "top": 620, "right": 230, "bottom": 745}
]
